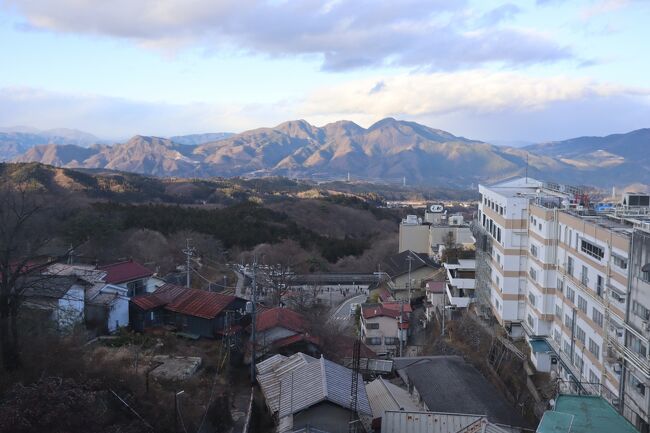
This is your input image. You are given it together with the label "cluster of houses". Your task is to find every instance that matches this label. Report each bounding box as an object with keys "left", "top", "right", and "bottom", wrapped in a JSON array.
[
  {"left": 20, "top": 259, "right": 256, "bottom": 340},
  {"left": 255, "top": 350, "right": 537, "bottom": 433}
]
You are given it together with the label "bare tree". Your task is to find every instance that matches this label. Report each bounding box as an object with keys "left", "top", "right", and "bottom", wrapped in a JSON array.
[{"left": 0, "top": 184, "right": 69, "bottom": 371}]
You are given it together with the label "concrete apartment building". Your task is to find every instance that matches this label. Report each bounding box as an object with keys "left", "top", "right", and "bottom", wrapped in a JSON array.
[
  {"left": 398, "top": 205, "right": 474, "bottom": 257},
  {"left": 476, "top": 177, "right": 650, "bottom": 431}
]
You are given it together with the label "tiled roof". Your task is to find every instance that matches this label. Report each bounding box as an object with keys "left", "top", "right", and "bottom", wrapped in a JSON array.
[
  {"left": 395, "top": 356, "right": 528, "bottom": 427},
  {"left": 98, "top": 260, "right": 153, "bottom": 284},
  {"left": 22, "top": 275, "right": 81, "bottom": 299},
  {"left": 166, "top": 288, "right": 236, "bottom": 320},
  {"left": 361, "top": 305, "right": 408, "bottom": 320},
  {"left": 256, "top": 307, "right": 306, "bottom": 333},
  {"left": 381, "top": 250, "right": 439, "bottom": 278},
  {"left": 272, "top": 333, "right": 320, "bottom": 349},
  {"left": 426, "top": 280, "right": 446, "bottom": 293},
  {"left": 381, "top": 301, "right": 413, "bottom": 313},
  {"left": 378, "top": 288, "right": 394, "bottom": 302}
]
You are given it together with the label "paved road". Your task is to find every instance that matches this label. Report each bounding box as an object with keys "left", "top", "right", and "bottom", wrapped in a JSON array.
[{"left": 329, "top": 294, "right": 367, "bottom": 324}]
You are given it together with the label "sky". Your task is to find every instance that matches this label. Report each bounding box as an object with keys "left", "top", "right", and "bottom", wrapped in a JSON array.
[{"left": 0, "top": 0, "right": 649, "bottom": 142}]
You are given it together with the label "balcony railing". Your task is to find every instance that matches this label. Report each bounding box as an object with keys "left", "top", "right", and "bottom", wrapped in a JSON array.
[
  {"left": 446, "top": 268, "right": 476, "bottom": 290},
  {"left": 446, "top": 284, "right": 473, "bottom": 308}
]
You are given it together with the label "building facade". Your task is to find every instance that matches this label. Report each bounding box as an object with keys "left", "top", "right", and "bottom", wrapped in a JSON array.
[{"left": 476, "top": 178, "right": 650, "bottom": 431}]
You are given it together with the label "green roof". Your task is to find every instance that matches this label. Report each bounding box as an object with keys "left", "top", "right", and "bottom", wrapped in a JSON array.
[
  {"left": 529, "top": 339, "right": 552, "bottom": 353},
  {"left": 537, "top": 395, "right": 637, "bottom": 433}
]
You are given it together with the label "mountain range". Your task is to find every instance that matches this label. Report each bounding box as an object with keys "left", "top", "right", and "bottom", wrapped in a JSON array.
[{"left": 3, "top": 119, "right": 649, "bottom": 188}]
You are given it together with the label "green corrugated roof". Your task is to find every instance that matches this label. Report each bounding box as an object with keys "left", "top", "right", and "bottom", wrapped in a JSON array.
[
  {"left": 537, "top": 395, "right": 637, "bottom": 433},
  {"left": 529, "top": 339, "right": 552, "bottom": 353}
]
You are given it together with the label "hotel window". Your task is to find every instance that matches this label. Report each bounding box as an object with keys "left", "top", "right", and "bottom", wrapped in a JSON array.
[
  {"left": 592, "top": 308, "right": 604, "bottom": 328},
  {"left": 631, "top": 374, "right": 646, "bottom": 396},
  {"left": 366, "top": 323, "right": 380, "bottom": 330},
  {"left": 555, "top": 305, "right": 562, "bottom": 319},
  {"left": 581, "top": 265, "right": 589, "bottom": 286},
  {"left": 576, "top": 326, "right": 586, "bottom": 345},
  {"left": 554, "top": 329, "right": 561, "bottom": 344},
  {"left": 565, "top": 314, "right": 573, "bottom": 330},
  {"left": 566, "top": 286, "right": 575, "bottom": 303},
  {"left": 596, "top": 275, "right": 604, "bottom": 297},
  {"left": 573, "top": 353, "right": 584, "bottom": 374},
  {"left": 528, "top": 293, "right": 536, "bottom": 306},
  {"left": 527, "top": 314, "right": 535, "bottom": 329},
  {"left": 589, "top": 338, "right": 600, "bottom": 360},
  {"left": 557, "top": 279, "right": 564, "bottom": 293},
  {"left": 589, "top": 370, "right": 600, "bottom": 385},
  {"left": 577, "top": 296, "right": 588, "bottom": 314},
  {"left": 563, "top": 340, "right": 571, "bottom": 354},
  {"left": 632, "top": 301, "right": 650, "bottom": 321},
  {"left": 567, "top": 256, "right": 574, "bottom": 276},
  {"left": 612, "top": 254, "right": 628, "bottom": 270},
  {"left": 530, "top": 244, "right": 538, "bottom": 258},
  {"left": 629, "top": 334, "right": 648, "bottom": 357},
  {"left": 529, "top": 268, "right": 537, "bottom": 282},
  {"left": 581, "top": 239, "right": 604, "bottom": 260}
]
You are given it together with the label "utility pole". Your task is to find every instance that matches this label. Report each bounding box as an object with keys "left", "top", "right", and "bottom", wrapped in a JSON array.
[
  {"left": 406, "top": 253, "right": 414, "bottom": 302},
  {"left": 174, "top": 390, "right": 184, "bottom": 433},
  {"left": 250, "top": 257, "right": 258, "bottom": 384},
  {"left": 399, "top": 301, "right": 404, "bottom": 357},
  {"left": 182, "top": 239, "right": 195, "bottom": 288}
]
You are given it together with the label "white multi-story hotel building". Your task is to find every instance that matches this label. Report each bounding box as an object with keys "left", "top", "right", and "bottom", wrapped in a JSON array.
[{"left": 477, "top": 178, "right": 650, "bottom": 431}]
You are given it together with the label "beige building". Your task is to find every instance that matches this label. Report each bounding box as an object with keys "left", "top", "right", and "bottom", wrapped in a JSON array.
[
  {"left": 398, "top": 208, "right": 474, "bottom": 257},
  {"left": 476, "top": 178, "right": 650, "bottom": 431}
]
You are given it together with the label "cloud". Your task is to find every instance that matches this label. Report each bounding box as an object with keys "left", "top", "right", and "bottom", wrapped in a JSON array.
[
  {"left": 581, "top": 0, "right": 629, "bottom": 19},
  {"left": 0, "top": 87, "right": 294, "bottom": 139},
  {"left": 302, "top": 70, "right": 649, "bottom": 118},
  {"left": 2, "top": 76, "right": 648, "bottom": 143},
  {"left": 478, "top": 3, "right": 521, "bottom": 26},
  {"left": 4, "top": 0, "right": 572, "bottom": 71}
]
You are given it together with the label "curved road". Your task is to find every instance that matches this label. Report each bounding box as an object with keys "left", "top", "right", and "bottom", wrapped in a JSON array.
[{"left": 330, "top": 294, "right": 367, "bottom": 324}]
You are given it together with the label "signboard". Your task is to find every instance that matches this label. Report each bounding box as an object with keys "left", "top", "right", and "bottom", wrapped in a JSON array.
[{"left": 429, "top": 204, "right": 444, "bottom": 213}]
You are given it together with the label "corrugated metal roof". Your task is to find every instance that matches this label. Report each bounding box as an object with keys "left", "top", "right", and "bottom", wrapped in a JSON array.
[
  {"left": 381, "top": 411, "right": 483, "bottom": 433},
  {"left": 257, "top": 353, "right": 317, "bottom": 414},
  {"left": 130, "top": 283, "right": 195, "bottom": 311},
  {"left": 277, "top": 355, "right": 372, "bottom": 418},
  {"left": 366, "top": 377, "right": 420, "bottom": 419},
  {"left": 98, "top": 260, "right": 153, "bottom": 284},
  {"left": 165, "top": 287, "right": 236, "bottom": 319}
]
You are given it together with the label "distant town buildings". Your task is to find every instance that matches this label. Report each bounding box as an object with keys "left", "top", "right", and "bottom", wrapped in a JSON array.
[{"left": 398, "top": 205, "right": 474, "bottom": 257}]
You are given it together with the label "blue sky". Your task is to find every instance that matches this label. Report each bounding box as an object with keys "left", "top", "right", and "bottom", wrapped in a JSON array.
[{"left": 0, "top": 0, "right": 649, "bottom": 142}]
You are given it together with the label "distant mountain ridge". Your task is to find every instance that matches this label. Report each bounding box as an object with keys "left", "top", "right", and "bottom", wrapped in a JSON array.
[
  {"left": 0, "top": 127, "right": 104, "bottom": 161},
  {"left": 5, "top": 119, "right": 650, "bottom": 187},
  {"left": 169, "top": 132, "right": 234, "bottom": 145}
]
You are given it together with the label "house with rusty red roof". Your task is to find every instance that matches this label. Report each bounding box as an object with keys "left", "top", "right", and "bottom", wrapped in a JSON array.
[
  {"left": 98, "top": 260, "right": 154, "bottom": 297},
  {"left": 130, "top": 283, "right": 247, "bottom": 339},
  {"left": 253, "top": 307, "right": 320, "bottom": 359},
  {"left": 360, "top": 302, "right": 410, "bottom": 357}
]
